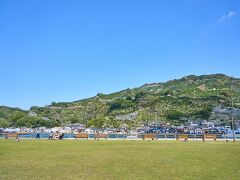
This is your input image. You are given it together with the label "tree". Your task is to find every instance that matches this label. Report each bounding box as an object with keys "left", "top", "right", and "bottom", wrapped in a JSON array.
[
  {"left": 97, "top": 93, "right": 105, "bottom": 98},
  {"left": 220, "top": 91, "right": 230, "bottom": 97},
  {"left": 11, "top": 112, "right": 26, "bottom": 127},
  {"left": 162, "top": 90, "right": 173, "bottom": 96},
  {"left": 167, "top": 110, "right": 183, "bottom": 120},
  {"left": 109, "top": 99, "right": 135, "bottom": 111},
  {"left": 0, "top": 118, "right": 10, "bottom": 128},
  {"left": 69, "top": 117, "right": 79, "bottom": 124},
  {"left": 103, "top": 117, "right": 120, "bottom": 129},
  {"left": 16, "top": 117, "right": 30, "bottom": 127},
  {"left": 86, "top": 116, "right": 105, "bottom": 129},
  {"left": 42, "top": 119, "right": 59, "bottom": 128},
  {"left": 51, "top": 102, "right": 57, "bottom": 106},
  {"left": 135, "top": 91, "right": 146, "bottom": 100},
  {"left": 193, "top": 107, "right": 212, "bottom": 119}
]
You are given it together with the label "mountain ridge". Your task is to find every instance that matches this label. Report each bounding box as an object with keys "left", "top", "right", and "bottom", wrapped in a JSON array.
[{"left": 1, "top": 73, "right": 240, "bottom": 128}]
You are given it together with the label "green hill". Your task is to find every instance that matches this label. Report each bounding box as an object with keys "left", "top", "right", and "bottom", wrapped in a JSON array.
[{"left": 1, "top": 74, "right": 240, "bottom": 128}]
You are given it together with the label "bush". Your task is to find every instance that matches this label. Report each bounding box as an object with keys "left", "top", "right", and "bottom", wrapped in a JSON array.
[
  {"left": 193, "top": 107, "right": 212, "bottom": 119},
  {"left": 109, "top": 99, "right": 135, "bottom": 111},
  {"left": 220, "top": 91, "right": 230, "bottom": 97},
  {"left": 135, "top": 91, "right": 146, "bottom": 100},
  {"left": 167, "top": 110, "right": 183, "bottom": 120},
  {"left": 86, "top": 117, "right": 105, "bottom": 128}
]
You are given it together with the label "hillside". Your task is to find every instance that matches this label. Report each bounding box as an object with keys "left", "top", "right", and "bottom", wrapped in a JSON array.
[
  {"left": 0, "top": 106, "right": 27, "bottom": 128},
  {"left": 1, "top": 74, "right": 240, "bottom": 128}
]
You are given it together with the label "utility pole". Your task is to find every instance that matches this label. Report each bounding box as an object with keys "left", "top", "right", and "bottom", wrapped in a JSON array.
[
  {"left": 231, "top": 85, "right": 236, "bottom": 142},
  {"left": 155, "top": 112, "right": 158, "bottom": 135}
]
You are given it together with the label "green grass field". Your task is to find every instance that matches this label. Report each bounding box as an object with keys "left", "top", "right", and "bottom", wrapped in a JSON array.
[{"left": 0, "top": 140, "right": 239, "bottom": 180}]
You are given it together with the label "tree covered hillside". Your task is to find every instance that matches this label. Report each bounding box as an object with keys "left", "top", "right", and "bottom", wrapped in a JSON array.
[{"left": 1, "top": 74, "right": 240, "bottom": 128}]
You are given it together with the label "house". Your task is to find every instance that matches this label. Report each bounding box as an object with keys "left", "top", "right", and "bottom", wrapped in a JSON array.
[
  {"left": 20, "top": 127, "right": 33, "bottom": 133},
  {"left": 207, "top": 122, "right": 215, "bottom": 128},
  {"left": 0, "top": 128, "right": 4, "bottom": 133},
  {"left": 51, "top": 127, "right": 62, "bottom": 132},
  {"left": 65, "top": 123, "right": 85, "bottom": 132},
  {"left": 4, "top": 128, "right": 20, "bottom": 133},
  {"left": 234, "top": 120, "right": 240, "bottom": 128},
  {"left": 194, "top": 128, "right": 203, "bottom": 134}
]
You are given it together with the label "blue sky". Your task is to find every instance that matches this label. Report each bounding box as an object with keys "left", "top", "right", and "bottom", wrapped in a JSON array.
[{"left": 0, "top": 0, "right": 240, "bottom": 109}]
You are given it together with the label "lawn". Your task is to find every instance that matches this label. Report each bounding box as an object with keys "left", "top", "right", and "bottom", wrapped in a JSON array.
[{"left": 0, "top": 140, "right": 239, "bottom": 180}]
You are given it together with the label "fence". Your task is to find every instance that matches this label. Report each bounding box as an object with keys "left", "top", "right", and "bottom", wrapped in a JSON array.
[{"left": 0, "top": 133, "right": 239, "bottom": 140}]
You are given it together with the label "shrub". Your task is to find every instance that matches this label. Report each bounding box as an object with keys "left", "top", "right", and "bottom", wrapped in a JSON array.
[
  {"left": 109, "top": 99, "right": 135, "bottom": 111},
  {"left": 167, "top": 110, "right": 183, "bottom": 120}
]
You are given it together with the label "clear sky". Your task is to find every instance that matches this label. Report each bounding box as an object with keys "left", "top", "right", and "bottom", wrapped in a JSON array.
[{"left": 0, "top": 0, "right": 240, "bottom": 109}]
